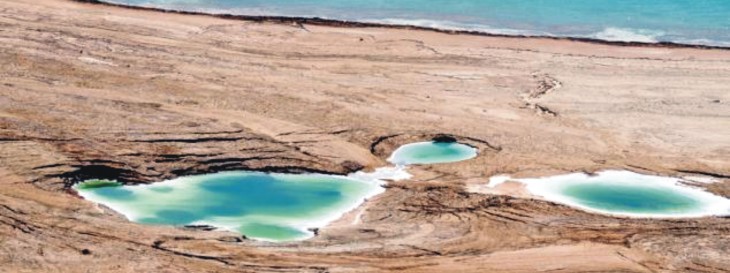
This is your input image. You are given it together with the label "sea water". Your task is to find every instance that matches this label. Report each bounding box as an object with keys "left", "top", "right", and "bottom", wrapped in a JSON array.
[
  {"left": 387, "top": 141, "right": 477, "bottom": 165},
  {"left": 75, "top": 170, "right": 403, "bottom": 242},
  {"left": 106, "top": 0, "right": 730, "bottom": 46},
  {"left": 511, "top": 170, "right": 730, "bottom": 218}
]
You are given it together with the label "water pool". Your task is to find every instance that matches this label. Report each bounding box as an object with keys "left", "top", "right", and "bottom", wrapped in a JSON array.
[
  {"left": 75, "top": 171, "right": 390, "bottom": 242},
  {"left": 387, "top": 141, "right": 477, "bottom": 165},
  {"left": 515, "top": 170, "right": 730, "bottom": 218}
]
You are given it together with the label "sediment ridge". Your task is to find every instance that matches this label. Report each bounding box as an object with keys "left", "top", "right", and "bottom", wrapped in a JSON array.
[{"left": 1, "top": 0, "right": 729, "bottom": 272}]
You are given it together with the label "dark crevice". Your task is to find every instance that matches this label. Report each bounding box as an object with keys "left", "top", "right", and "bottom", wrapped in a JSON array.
[
  {"left": 0, "top": 204, "right": 26, "bottom": 215},
  {"left": 190, "top": 130, "right": 245, "bottom": 135},
  {"left": 31, "top": 163, "right": 68, "bottom": 170},
  {"left": 460, "top": 136, "right": 503, "bottom": 152},
  {"left": 534, "top": 103, "right": 558, "bottom": 116},
  {"left": 156, "top": 153, "right": 225, "bottom": 159},
  {"left": 674, "top": 169, "right": 730, "bottom": 179},
  {"left": 59, "top": 164, "right": 139, "bottom": 189},
  {"left": 400, "top": 244, "right": 443, "bottom": 256},
  {"left": 369, "top": 134, "right": 402, "bottom": 153},
  {"left": 198, "top": 156, "right": 317, "bottom": 165},
  {"left": 152, "top": 240, "right": 233, "bottom": 266},
  {"left": 0, "top": 214, "right": 39, "bottom": 234},
  {"left": 431, "top": 135, "right": 457, "bottom": 143},
  {"left": 127, "top": 136, "right": 263, "bottom": 143}
]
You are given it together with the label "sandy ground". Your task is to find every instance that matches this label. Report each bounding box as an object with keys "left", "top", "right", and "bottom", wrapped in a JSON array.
[{"left": 0, "top": 0, "right": 729, "bottom": 272}]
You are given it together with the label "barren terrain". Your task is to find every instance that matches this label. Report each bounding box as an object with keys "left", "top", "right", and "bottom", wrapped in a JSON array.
[{"left": 1, "top": 0, "right": 729, "bottom": 272}]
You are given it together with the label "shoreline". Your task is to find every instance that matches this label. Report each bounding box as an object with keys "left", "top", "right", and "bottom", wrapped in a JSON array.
[
  {"left": 72, "top": 0, "right": 730, "bottom": 51},
  {"left": 2, "top": 0, "right": 730, "bottom": 270}
]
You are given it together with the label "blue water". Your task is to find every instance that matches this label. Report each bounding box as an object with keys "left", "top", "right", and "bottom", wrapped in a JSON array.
[
  {"left": 108, "top": 0, "right": 730, "bottom": 46},
  {"left": 517, "top": 171, "right": 730, "bottom": 218},
  {"left": 388, "top": 141, "right": 477, "bottom": 165},
  {"left": 75, "top": 172, "right": 385, "bottom": 241},
  {"left": 561, "top": 183, "right": 701, "bottom": 214},
  {"left": 73, "top": 139, "right": 479, "bottom": 242}
]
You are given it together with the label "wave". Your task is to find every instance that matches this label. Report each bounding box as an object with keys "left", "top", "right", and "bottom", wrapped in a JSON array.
[
  {"left": 90, "top": 0, "right": 730, "bottom": 48},
  {"left": 365, "top": 18, "right": 551, "bottom": 37},
  {"left": 589, "top": 27, "right": 662, "bottom": 43},
  {"left": 365, "top": 19, "right": 730, "bottom": 48}
]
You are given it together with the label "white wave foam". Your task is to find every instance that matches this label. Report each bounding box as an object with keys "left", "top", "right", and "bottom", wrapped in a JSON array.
[
  {"left": 590, "top": 27, "right": 663, "bottom": 43},
  {"left": 366, "top": 18, "right": 550, "bottom": 36}
]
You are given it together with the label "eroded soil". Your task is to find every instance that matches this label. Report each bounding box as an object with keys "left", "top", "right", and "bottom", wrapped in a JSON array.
[{"left": 1, "top": 0, "right": 729, "bottom": 272}]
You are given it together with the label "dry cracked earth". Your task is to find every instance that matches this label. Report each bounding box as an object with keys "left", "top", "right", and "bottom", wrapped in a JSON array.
[{"left": 1, "top": 0, "right": 729, "bottom": 272}]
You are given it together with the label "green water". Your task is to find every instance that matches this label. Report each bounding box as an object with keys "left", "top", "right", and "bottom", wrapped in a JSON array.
[
  {"left": 75, "top": 179, "right": 123, "bottom": 190},
  {"left": 388, "top": 141, "right": 477, "bottom": 165},
  {"left": 519, "top": 171, "right": 730, "bottom": 218},
  {"left": 75, "top": 171, "right": 382, "bottom": 241},
  {"left": 75, "top": 140, "right": 476, "bottom": 241},
  {"left": 561, "top": 183, "right": 700, "bottom": 214}
]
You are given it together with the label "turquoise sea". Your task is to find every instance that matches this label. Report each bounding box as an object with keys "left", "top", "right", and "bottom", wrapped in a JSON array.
[{"left": 107, "top": 0, "right": 730, "bottom": 46}]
